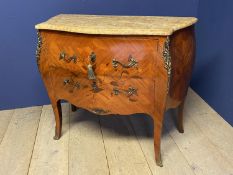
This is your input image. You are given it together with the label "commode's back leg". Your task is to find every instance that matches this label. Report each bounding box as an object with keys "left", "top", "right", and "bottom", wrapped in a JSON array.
[{"left": 71, "top": 104, "right": 77, "bottom": 112}]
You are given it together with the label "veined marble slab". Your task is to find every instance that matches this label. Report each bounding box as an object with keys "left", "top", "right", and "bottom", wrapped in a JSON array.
[{"left": 35, "top": 14, "right": 197, "bottom": 36}]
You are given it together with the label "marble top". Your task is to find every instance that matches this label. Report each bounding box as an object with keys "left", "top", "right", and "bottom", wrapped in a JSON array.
[{"left": 35, "top": 14, "right": 197, "bottom": 36}]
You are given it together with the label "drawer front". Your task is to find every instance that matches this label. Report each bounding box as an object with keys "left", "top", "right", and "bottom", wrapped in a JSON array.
[
  {"left": 50, "top": 68, "right": 154, "bottom": 115},
  {"left": 90, "top": 76, "right": 154, "bottom": 115},
  {"left": 43, "top": 31, "right": 158, "bottom": 80},
  {"left": 50, "top": 69, "right": 97, "bottom": 109}
]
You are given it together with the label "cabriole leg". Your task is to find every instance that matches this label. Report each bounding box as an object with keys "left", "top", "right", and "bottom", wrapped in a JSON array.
[
  {"left": 153, "top": 112, "right": 165, "bottom": 167},
  {"left": 71, "top": 104, "right": 77, "bottom": 112},
  {"left": 51, "top": 99, "right": 62, "bottom": 140}
]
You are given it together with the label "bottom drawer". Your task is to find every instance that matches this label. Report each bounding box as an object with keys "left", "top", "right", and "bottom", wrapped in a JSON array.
[{"left": 50, "top": 68, "right": 155, "bottom": 115}]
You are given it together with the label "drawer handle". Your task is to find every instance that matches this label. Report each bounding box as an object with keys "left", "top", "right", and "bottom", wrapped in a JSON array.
[
  {"left": 113, "top": 86, "right": 138, "bottom": 97},
  {"left": 63, "top": 79, "right": 80, "bottom": 89},
  {"left": 112, "top": 55, "right": 138, "bottom": 68},
  {"left": 59, "top": 51, "right": 77, "bottom": 63}
]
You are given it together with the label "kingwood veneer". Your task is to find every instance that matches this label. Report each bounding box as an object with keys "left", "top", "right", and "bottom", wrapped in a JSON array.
[{"left": 35, "top": 14, "right": 197, "bottom": 167}]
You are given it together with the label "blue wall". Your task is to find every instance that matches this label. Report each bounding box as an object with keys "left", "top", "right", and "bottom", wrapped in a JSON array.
[
  {"left": 0, "top": 0, "right": 199, "bottom": 110},
  {"left": 191, "top": 0, "right": 233, "bottom": 125}
]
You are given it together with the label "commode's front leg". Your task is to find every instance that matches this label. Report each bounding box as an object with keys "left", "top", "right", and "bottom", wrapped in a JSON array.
[
  {"left": 153, "top": 110, "right": 165, "bottom": 167},
  {"left": 51, "top": 99, "right": 62, "bottom": 140}
]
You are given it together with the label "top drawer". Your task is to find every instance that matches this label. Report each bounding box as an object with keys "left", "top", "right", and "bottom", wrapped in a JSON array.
[{"left": 41, "top": 31, "right": 159, "bottom": 79}]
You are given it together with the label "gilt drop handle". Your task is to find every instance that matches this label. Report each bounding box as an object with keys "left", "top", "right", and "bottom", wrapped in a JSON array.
[
  {"left": 87, "top": 52, "right": 96, "bottom": 80},
  {"left": 87, "top": 64, "right": 96, "bottom": 80}
]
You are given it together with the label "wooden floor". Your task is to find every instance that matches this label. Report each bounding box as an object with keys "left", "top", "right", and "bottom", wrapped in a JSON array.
[{"left": 0, "top": 89, "right": 232, "bottom": 175}]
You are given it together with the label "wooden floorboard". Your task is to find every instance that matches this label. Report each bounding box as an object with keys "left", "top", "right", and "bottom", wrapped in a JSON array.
[
  {"left": 0, "top": 109, "right": 14, "bottom": 144},
  {"left": 0, "top": 106, "right": 42, "bottom": 175},
  {"left": 69, "top": 109, "right": 109, "bottom": 175},
  {"left": 186, "top": 89, "right": 233, "bottom": 165},
  {"left": 0, "top": 89, "right": 232, "bottom": 175},
  {"left": 165, "top": 115, "right": 233, "bottom": 175},
  {"left": 164, "top": 90, "right": 233, "bottom": 175},
  {"left": 28, "top": 104, "right": 70, "bottom": 175},
  {"left": 129, "top": 115, "right": 196, "bottom": 175},
  {"left": 100, "top": 116, "right": 152, "bottom": 175}
]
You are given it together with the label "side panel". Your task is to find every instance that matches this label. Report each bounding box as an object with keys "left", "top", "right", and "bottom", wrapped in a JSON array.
[{"left": 167, "top": 26, "right": 196, "bottom": 108}]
